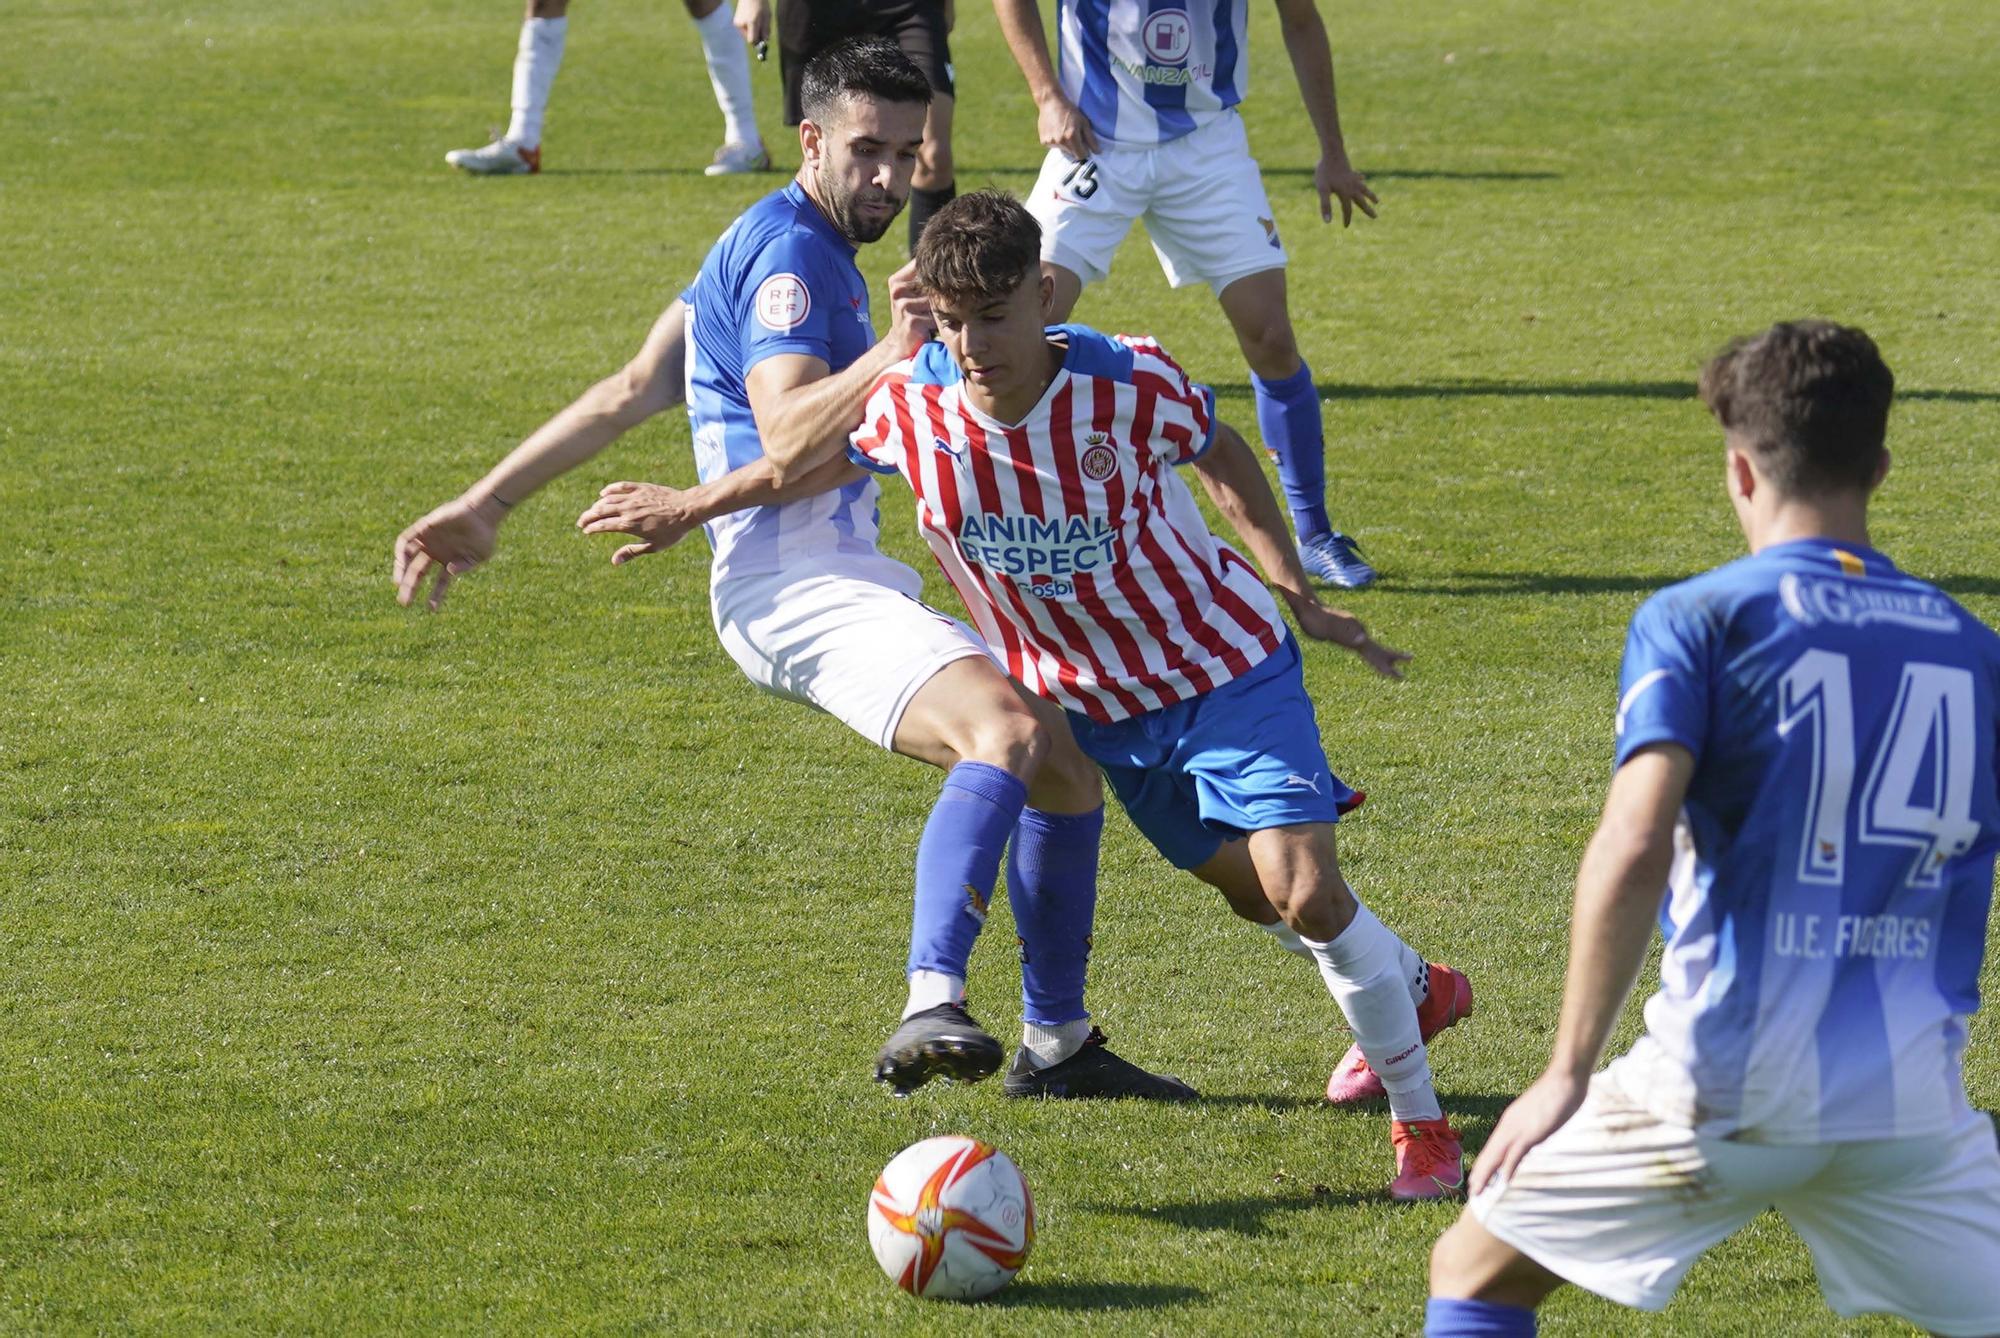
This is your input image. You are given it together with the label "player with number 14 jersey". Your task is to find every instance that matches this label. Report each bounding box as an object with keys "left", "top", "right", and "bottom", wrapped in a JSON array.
[{"left": 1426, "top": 321, "right": 2000, "bottom": 1338}]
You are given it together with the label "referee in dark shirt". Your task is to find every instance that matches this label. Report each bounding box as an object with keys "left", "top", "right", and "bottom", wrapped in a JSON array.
[{"left": 736, "top": 0, "right": 956, "bottom": 248}]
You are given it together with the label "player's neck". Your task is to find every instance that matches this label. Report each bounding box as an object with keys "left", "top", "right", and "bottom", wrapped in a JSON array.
[
  {"left": 794, "top": 170, "right": 848, "bottom": 245},
  {"left": 1747, "top": 501, "right": 1873, "bottom": 556},
  {"left": 965, "top": 339, "right": 1067, "bottom": 425}
]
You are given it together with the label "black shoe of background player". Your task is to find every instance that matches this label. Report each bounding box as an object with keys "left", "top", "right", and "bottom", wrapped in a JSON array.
[
  {"left": 1001, "top": 1027, "right": 1199, "bottom": 1101},
  {"left": 874, "top": 1002, "right": 1005, "bottom": 1096}
]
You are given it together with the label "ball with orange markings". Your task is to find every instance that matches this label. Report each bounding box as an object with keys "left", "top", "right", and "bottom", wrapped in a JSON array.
[{"left": 867, "top": 1135, "right": 1035, "bottom": 1300}]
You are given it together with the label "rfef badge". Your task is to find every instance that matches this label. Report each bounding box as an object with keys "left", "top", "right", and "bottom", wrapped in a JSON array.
[{"left": 755, "top": 273, "right": 812, "bottom": 331}]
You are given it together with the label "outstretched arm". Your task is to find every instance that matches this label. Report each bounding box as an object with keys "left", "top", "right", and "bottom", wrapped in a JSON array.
[
  {"left": 1187, "top": 421, "right": 1408, "bottom": 678},
  {"left": 992, "top": 0, "right": 1098, "bottom": 160},
  {"left": 1470, "top": 745, "right": 1690, "bottom": 1194},
  {"left": 576, "top": 455, "right": 871, "bottom": 564},
  {"left": 1272, "top": 0, "right": 1377, "bottom": 226},
  {"left": 392, "top": 300, "right": 688, "bottom": 610}
]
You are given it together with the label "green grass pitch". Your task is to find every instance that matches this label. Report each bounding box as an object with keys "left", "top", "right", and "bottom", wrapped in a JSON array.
[{"left": 4, "top": 0, "right": 1997, "bottom": 1330}]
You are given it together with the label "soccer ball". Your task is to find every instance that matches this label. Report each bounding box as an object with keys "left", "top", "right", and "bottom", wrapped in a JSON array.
[{"left": 867, "top": 1135, "right": 1035, "bottom": 1300}]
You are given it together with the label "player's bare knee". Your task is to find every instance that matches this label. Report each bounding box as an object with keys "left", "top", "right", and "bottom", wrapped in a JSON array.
[
  {"left": 1238, "top": 319, "right": 1301, "bottom": 382},
  {"left": 1428, "top": 1221, "right": 1479, "bottom": 1296},
  {"left": 1263, "top": 868, "right": 1323, "bottom": 929},
  {"left": 962, "top": 706, "right": 1046, "bottom": 779},
  {"left": 527, "top": 0, "right": 568, "bottom": 17}
]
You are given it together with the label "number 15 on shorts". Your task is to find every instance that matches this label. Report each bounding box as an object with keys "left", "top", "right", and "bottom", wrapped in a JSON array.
[{"left": 1060, "top": 160, "right": 1100, "bottom": 202}]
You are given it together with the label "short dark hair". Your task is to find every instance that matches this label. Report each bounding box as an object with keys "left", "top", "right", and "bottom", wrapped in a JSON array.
[
  {"left": 798, "top": 36, "right": 932, "bottom": 127},
  {"left": 914, "top": 190, "right": 1042, "bottom": 307},
  {"left": 1697, "top": 320, "right": 1894, "bottom": 497}
]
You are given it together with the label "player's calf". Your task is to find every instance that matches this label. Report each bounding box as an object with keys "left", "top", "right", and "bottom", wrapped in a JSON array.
[
  {"left": 1425, "top": 1217, "right": 1562, "bottom": 1333},
  {"left": 1245, "top": 824, "right": 1462, "bottom": 1190}
]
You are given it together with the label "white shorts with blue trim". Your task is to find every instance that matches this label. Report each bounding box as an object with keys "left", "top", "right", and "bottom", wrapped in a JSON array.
[
  {"left": 1027, "top": 110, "right": 1287, "bottom": 296},
  {"left": 711, "top": 558, "right": 999, "bottom": 751},
  {"left": 1471, "top": 1064, "right": 2000, "bottom": 1334}
]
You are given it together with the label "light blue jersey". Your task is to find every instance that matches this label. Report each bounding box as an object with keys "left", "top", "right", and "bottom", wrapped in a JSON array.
[
  {"left": 1055, "top": 0, "right": 1250, "bottom": 147},
  {"left": 682, "top": 181, "right": 886, "bottom": 584},
  {"left": 1609, "top": 539, "right": 2000, "bottom": 1142}
]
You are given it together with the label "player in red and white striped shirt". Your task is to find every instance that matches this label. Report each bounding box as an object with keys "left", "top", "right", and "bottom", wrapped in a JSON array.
[
  {"left": 836, "top": 190, "right": 1473, "bottom": 1198},
  {"left": 850, "top": 318, "right": 1292, "bottom": 723}
]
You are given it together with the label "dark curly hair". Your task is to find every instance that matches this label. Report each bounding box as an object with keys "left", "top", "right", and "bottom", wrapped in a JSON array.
[{"left": 914, "top": 190, "right": 1042, "bottom": 307}]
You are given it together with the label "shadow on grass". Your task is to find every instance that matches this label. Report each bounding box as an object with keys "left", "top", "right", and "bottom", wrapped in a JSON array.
[
  {"left": 952, "top": 166, "right": 1560, "bottom": 181},
  {"left": 1207, "top": 379, "right": 1696, "bottom": 402},
  {"left": 1265, "top": 167, "right": 1562, "bottom": 182},
  {"left": 538, "top": 166, "right": 767, "bottom": 178},
  {"left": 1210, "top": 380, "right": 2000, "bottom": 404},
  {"left": 1191, "top": 1092, "right": 1328, "bottom": 1112},
  {"left": 1385, "top": 571, "right": 1689, "bottom": 597},
  {"left": 990, "top": 1279, "right": 1207, "bottom": 1310},
  {"left": 1377, "top": 572, "right": 2000, "bottom": 599},
  {"left": 1083, "top": 1187, "right": 1383, "bottom": 1233}
]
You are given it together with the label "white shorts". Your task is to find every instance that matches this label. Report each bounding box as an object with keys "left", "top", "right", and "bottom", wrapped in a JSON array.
[
  {"left": 710, "top": 560, "right": 997, "bottom": 751},
  {"left": 1471, "top": 1069, "right": 2000, "bottom": 1335},
  {"left": 1026, "top": 110, "right": 1286, "bottom": 295}
]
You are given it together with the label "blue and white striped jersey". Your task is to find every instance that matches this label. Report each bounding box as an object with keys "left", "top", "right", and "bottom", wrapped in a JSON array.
[
  {"left": 1608, "top": 540, "right": 2000, "bottom": 1142},
  {"left": 1056, "top": 0, "right": 1251, "bottom": 147},
  {"left": 681, "top": 182, "right": 887, "bottom": 585}
]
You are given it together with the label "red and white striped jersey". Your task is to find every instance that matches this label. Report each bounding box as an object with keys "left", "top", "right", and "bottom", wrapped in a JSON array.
[{"left": 848, "top": 326, "right": 1285, "bottom": 723}]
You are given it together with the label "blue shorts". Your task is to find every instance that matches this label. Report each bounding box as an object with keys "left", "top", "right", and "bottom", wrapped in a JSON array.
[{"left": 1065, "top": 637, "right": 1362, "bottom": 870}]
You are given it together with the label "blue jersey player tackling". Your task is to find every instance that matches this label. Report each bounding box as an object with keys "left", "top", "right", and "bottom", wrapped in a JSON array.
[
  {"left": 1427, "top": 322, "right": 2000, "bottom": 1336},
  {"left": 397, "top": 39, "right": 1190, "bottom": 1104}
]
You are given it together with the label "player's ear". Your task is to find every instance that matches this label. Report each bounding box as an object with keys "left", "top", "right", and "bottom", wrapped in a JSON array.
[
  {"left": 1724, "top": 445, "right": 1757, "bottom": 506},
  {"left": 799, "top": 118, "right": 823, "bottom": 172},
  {"left": 1869, "top": 448, "right": 1891, "bottom": 491},
  {"left": 1037, "top": 271, "right": 1055, "bottom": 319}
]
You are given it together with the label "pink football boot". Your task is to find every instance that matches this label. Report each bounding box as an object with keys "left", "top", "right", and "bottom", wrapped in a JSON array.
[{"left": 1326, "top": 962, "right": 1474, "bottom": 1105}]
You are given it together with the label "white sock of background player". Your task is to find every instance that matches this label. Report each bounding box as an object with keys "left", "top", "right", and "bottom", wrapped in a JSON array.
[
  {"left": 1301, "top": 901, "right": 1442, "bottom": 1122},
  {"left": 1263, "top": 912, "right": 1430, "bottom": 1009},
  {"left": 692, "top": 3, "right": 761, "bottom": 152},
  {"left": 506, "top": 16, "right": 567, "bottom": 149}
]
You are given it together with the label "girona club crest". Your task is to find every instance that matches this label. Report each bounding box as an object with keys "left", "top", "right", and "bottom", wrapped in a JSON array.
[{"left": 1081, "top": 444, "right": 1117, "bottom": 481}]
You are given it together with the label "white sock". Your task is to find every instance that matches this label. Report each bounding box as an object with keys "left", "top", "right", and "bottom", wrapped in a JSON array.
[
  {"left": 1403, "top": 943, "right": 1431, "bottom": 1009},
  {"left": 506, "top": 16, "right": 568, "bottom": 148},
  {"left": 1302, "top": 903, "right": 1443, "bottom": 1122},
  {"left": 1258, "top": 917, "right": 1313, "bottom": 958},
  {"left": 903, "top": 969, "right": 964, "bottom": 1019},
  {"left": 693, "top": 5, "right": 761, "bottom": 150},
  {"left": 1021, "top": 1018, "right": 1092, "bottom": 1069}
]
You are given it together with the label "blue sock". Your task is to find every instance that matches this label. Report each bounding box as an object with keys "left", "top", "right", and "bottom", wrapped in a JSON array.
[
  {"left": 906, "top": 762, "right": 1030, "bottom": 983},
  {"left": 1252, "top": 359, "right": 1332, "bottom": 540},
  {"left": 1006, "top": 806, "right": 1103, "bottom": 1024},
  {"left": 1424, "top": 1298, "right": 1537, "bottom": 1337}
]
